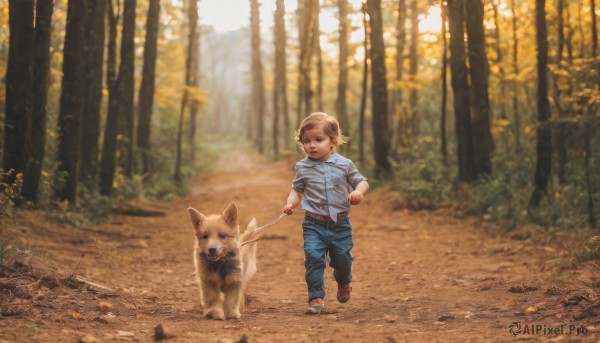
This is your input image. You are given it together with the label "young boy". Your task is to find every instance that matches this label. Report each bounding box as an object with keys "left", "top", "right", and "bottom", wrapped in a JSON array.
[{"left": 282, "top": 112, "right": 369, "bottom": 314}]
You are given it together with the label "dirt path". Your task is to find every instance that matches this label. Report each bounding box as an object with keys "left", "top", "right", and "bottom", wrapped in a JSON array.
[{"left": 1, "top": 150, "right": 598, "bottom": 342}]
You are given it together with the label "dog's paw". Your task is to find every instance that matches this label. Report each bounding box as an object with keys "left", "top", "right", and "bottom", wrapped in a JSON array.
[
  {"left": 225, "top": 310, "right": 241, "bottom": 320},
  {"left": 204, "top": 307, "right": 225, "bottom": 320}
]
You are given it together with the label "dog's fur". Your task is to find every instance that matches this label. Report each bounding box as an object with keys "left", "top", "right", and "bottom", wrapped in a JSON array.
[{"left": 187, "top": 203, "right": 257, "bottom": 320}]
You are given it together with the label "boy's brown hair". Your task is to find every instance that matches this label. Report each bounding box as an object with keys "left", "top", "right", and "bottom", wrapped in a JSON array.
[{"left": 296, "top": 112, "right": 347, "bottom": 147}]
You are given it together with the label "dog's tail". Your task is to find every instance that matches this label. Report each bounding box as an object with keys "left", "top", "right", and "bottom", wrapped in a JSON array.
[{"left": 240, "top": 218, "right": 258, "bottom": 282}]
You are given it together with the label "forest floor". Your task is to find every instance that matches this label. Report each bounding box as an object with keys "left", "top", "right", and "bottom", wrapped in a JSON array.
[{"left": 0, "top": 149, "right": 599, "bottom": 343}]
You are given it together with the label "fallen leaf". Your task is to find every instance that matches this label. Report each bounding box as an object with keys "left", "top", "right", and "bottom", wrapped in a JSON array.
[
  {"left": 72, "top": 310, "right": 83, "bottom": 320},
  {"left": 99, "top": 301, "right": 113, "bottom": 310},
  {"left": 524, "top": 302, "right": 546, "bottom": 315},
  {"left": 77, "top": 334, "right": 97, "bottom": 343}
]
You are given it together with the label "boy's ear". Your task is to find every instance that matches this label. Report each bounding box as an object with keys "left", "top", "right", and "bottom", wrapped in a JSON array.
[{"left": 222, "top": 202, "right": 238, "bottom": 228}]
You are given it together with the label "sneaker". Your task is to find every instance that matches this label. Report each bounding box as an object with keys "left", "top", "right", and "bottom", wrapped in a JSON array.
[
  {"left": 305, "top": 297, "right": 324, "bottom": 314},
  {"left": 337, "top": 283, "right": 351, "bottom": 303}
]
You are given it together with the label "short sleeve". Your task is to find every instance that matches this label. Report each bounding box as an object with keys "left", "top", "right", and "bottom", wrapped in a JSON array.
[
  {"left": 347, "top": 162, "right": 367, "bottom": 188},
  {"left": 292, "top": 163, "right": 305, "bottom": 192}
]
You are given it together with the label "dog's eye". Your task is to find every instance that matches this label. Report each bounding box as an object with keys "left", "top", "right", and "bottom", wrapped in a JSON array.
[
  {"left": 202, "top": 233, "right": 209, "bottom": 239},
  {"left": 218, "top": 233, "right": 227, "bottom": 239}
]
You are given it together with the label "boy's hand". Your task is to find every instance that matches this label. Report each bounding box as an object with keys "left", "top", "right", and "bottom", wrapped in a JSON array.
[
  {"left": 347, "top": 190, "right": 364, "bottom": 205},
  {"left": 283, "top": 204, "right": 295, "bottom": 215}
]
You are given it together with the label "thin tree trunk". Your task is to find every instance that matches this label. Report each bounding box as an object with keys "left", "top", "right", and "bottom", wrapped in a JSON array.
[
  {"left": 314, "top": 0, "right": 323, "bottom": 111},
  {"left": 466, "top": 0, "right": 493, "bottom": 176},
  {"left": 592, "top": 0, "right": 597, "bottom": 57},
  {"left": 555, "top": 0, "right": 569, "bottom": 184},
  {"left": 99, "top": 0, "right": 120, "bottom": 196},
  {"left": 408, "top": 0, "right": 419, "bottom": 139},
  {"left": 57, "top": 0, "right": 87, "bottom": 203},
  {"left": 188, "top": 1, "right": 201, "bottom": 164},
  {"left": 336, "top": 0, "right": 350, "bottom": 156},
  {"left": 393, "top": 0, "right": 407, "bottom": 149},
  {"left": 22, "top": 0, "right": 53, "bottom": 203},
  {"left": 250, "top": 0, "right": 266, "bottom": 154},
  {"left": 118, "top": 0, "right": 136, "bottom": 177},
  {"left": 175, "top": 0, "right": 199, "bottom": 182},
  {"left": 447, "top": 0, "right": 475, "bottom": 182},
  {"left": 80, "top": 0, "right": 106, "bottom": 186},
  {"left": 530, "top": 0, "right": 552, "bottom": 207},
  {"left": 274, "top": 0, "right": 289, "bottom": 157},
  {"left": 510, "top": 0, "right": 522, "bottom": 153},
  {"left": 137, "top": 0, "right": 160, "bottom": 175},
  {"left": 367, "top": 0, "right": 392, "bottom": 176},
  {"left": 3, "top": 0, "right": 34, "bottom": 182},
  {"left": 440, "top": 0, "right": 448, "bottom": 165},
  {"left": 359, "top": 1, "right": 369, "bottom": 166},
  {"left": 297, "top": 0, "right": 315, "bottom": 126}
]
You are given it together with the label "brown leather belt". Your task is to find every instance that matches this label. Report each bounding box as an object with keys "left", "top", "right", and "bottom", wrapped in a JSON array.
[{"left": 305, "top": 211, "right": 348, "bottom": 223}]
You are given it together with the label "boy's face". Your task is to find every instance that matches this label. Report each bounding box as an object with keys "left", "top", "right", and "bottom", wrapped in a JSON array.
[{"left": 301, "top": 124, "right": 336, "bottom": 161}]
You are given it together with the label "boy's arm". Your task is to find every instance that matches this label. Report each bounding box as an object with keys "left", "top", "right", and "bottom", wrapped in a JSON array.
[
  {"left": 348, "top": 180, "right": 369, "bottom": 205},
  {"left": 283, "top": 188, "right": 302, "bottom": 215}
]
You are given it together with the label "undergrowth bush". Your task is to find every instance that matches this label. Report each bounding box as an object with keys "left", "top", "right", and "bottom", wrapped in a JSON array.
[{"left": 390, "top": 142, "right": 598, "bottom": 235}]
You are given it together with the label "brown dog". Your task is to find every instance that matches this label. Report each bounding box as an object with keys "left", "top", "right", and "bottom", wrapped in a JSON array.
[{"left": 187, "top": 203, "right": 257, "bottom": 320}]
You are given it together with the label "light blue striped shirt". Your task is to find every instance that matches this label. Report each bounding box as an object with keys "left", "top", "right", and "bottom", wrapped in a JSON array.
[{"left": 292, "top": 153, "right": 367, "bottom": 223}]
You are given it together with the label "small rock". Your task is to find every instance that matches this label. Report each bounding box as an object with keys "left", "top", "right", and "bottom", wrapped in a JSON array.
[
  {"left": 154, "top": 323, "right": 174, "bottom": 341},
  {"left": 40, "top": 276, "right": 60, "bottom": 289}
]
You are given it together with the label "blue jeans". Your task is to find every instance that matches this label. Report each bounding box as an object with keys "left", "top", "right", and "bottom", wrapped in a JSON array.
[{"left": 303, "top": 215, "right": 353, "bottom": 301}]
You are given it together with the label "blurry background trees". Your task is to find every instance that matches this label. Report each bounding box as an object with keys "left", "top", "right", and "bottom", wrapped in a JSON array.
[{"left": 0, "top": 0, "right": 598, "bottom": 231}]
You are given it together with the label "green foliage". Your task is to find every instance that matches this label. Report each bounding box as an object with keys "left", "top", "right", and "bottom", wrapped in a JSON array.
[
  {"left": 464, "top": 153, "right": 533, "bottom": 230},
  {"left": 0, "top": 169, "right": 23, "bottom": 221},
  {"left": 0, "top": 239, "right": 35, "bottom": 268},
  {"left": 390, "top": 139, "right": 454, "bottom": 210}
]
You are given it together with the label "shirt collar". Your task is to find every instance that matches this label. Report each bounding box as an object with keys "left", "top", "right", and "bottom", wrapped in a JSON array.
[{"left": 304, "top": 152, "right": 338, "bottom": 166}]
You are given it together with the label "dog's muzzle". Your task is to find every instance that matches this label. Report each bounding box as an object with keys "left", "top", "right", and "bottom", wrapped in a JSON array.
[{"left": 206, "top": 246, "right": 226, "bottom": 261}]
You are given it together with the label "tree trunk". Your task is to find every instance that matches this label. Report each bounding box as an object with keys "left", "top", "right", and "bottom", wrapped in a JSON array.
[
  {"left": 188, "top": 1, "right": 201, "bottom": 164},
  {"left": 555, "top": 0, "right": 568, "bottom": 184},
  {"left": 447, "top": 0, "right": 475, "bottom": 182},
  {"left": 99, "top": 0, "right": 120, "bottom": 196},
  {"left": 510, "top": 0, "right": 522, "bottom": 153},
  {"left": 440, "top": 0, "right": 448, "bottom": 165},
  {"left": 297, "top": 0, "right": 315, "bottom": 126},
  {"left": 250, "top": 0, "right": 266, "bottom": 154},
  {"left": 3, "top": 0, "right": 34, "bottom": 182},
  {"left": 359, "top": 2, "right": 369, "bottom": 166},
  {"left": 367, "top": 0, "right": 392, "bottom": 176},
  {"left": 592, "top": 0, "right": 597, "bottom": 57},
  {"left": 22, "top": 0, "right": 54, "bottom": 203},
  {"left": 273, "top": 0, "right": 289, "bottom": 158},
  {"left": 137, "top": 0, "right": 160, "bottom": 174},
  {"left": 57, "top": 0, "right": 87, "bottom": 203},
  {"left": 80, "top": 0, "right": 106, "bottom": 186},
  {"left": 408, "top": 0, "right": 419, "bottom": 140},
  {"left": 118, "top": 0, "right": 136, "bottom": 177},
  {"left": 336, "top": 0, "right": 350, "bottom": 156},
  {"left": 175, "top": 0, "right": 199, "bottom": 182},
  {"left": 314, "top": 0, "right": 323, "bottom": 111},
  {"left": 530, "top": 0, "right": 552, "bottom": 207},
  {"left": 465, "top": 0, "right": 492, "bottom": 176},
  {"left": 393, "top": 0, "right": 407, "bottom": 149}
]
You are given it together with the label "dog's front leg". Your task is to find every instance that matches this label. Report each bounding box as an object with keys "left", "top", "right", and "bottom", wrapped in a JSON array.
[
  {"left": 222, "top": 281, "right": 243, "bottom": 319},
  {"left": 201, "top": 280, "right": 224, "bottom": 320}
]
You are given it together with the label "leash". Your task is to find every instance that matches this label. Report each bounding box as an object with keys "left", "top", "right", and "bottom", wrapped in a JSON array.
[{"left": 241, "top": 213, "right": 288, "bottom": 246}]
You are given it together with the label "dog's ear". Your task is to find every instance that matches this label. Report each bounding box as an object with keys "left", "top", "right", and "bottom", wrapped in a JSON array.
[
  {"left": 187, "top": 207, "right": 206, "bottom": 232},
  {"left": 222, "top": 202, "right": 238, "bottom": 228}
]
